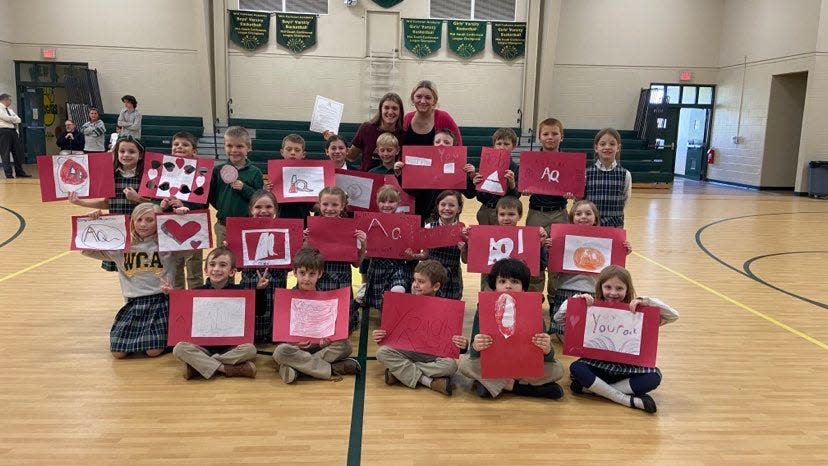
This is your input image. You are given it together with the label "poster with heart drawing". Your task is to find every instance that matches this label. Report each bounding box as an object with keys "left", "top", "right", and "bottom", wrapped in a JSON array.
[
  {"left": 139, "top": 152, "right": 215, "bottom": 204},
  {"left": 156, "top": 210, "right": 213, "bottom": 252}
]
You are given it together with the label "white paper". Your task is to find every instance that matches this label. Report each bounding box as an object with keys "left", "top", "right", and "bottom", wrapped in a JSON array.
[
  {"left": 157, "top": 213, "right": 211, "bottom": 252},
  {"left": 191, "top": 297, "right": 246, "bottom": 337},
  {"left": 242, "top": 228, "right": 291, "bottom": 267},
  {"left": 404, "top": 156, "right": 432, "bottom": 167},
  {"left": 309, "top": 95, "right": 344, "bottom": 135},
  {"left": 155, "top": 155, "right": 197, "bottom": 201},
  {"left": 74, "top": 215, "right": 127, "bottom": 250},
  {"left": 336, "top": 173, "right": 373, "bottom": 209},
  {"left": 289, "top": 298, "right": 339, "bottom": 338},
  {"left": 283, "top": 166, "right": 325, "bottom": 199},
  {"left": 562, "top": 235, "right": 612, "bottom": 273},
  {"left": 54, "top": 154, "right": 90, "bottom": 198},
  {"left": 480, "top": 171, "right": 505, "bottom": 194},
  {"left": 583, "top": 305, "right": 644, "bottom": 355},
  {"left": 443, "top": 162, "right": 455, "bottom": 174},
  {"left": 487, "top": 229, "right": 524, "bottom": 265}
]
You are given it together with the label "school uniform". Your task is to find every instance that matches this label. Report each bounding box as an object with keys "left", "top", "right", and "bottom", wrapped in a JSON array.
[
  {"left": 548, "top": 273, "right": 595, "bottom": 337},
  {"left": 239, "top": 268, "right": 287, "bottom": 344},
  {"left": 364, "top": 257, "right": 412, "bottom": 311},
  {"left": 101, "top": 167, "right": 141, "bottom": 271},
  {"left": 376, "top": 346, "right": 457, "bottom": 389},
  {"left": 424, "top": 219, "right": 463, "bottom": 300},
  {"left": 584, "top": 160, "right": 631, "bottom": 228}
]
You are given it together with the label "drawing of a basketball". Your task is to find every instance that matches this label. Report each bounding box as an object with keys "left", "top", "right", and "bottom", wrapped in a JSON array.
[{"left": 573, "top": 246, "right": 606, "bottom": 271}]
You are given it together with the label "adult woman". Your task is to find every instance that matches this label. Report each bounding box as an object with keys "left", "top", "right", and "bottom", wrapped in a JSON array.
[
  {"left": 345, "top": 92, "right": 405, "bottom": 172},
  {"left": 117, "top": 94, "right": 142, "bottom": 140},
  {"left": 402, "top": 81, "right": 463, "bottom": 146}
]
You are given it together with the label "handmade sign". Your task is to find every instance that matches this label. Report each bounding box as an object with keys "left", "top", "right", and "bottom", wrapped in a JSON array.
[
  {"left": 401, "top": 145, "right": 467, "bottom": 189},
  {"left": 139, "top": 152, "right": 214, "bottom": 204},
  {"left": 167, "top": 289, "right": 256, "bottom": 346},
  {"left": 354, "top": 211, "right": 420, "bottom": 259},
  {"left": 273, "top": 287, "right": 350, "bottom": 343},
  {"left": 414, "top": 222, "right": 465, "bottom": 250},
  {"left": 517, "top": 151, "right": 587, "bottom": 197},
  {"left": 70, "top": 214, "right": 130, "bottom": 251},
  {"left": 334, "top": 169, "right": 385, "bottom": 211},
  {"left": 562, "top": 298, "right": 660, "bottom": 367},
  {"left": 219, "top": 164, "right": 239, "bottom": 183},
  {"left": 476, "top": 147, "right": 512, "bottom": 195},
  {"left": 380, "top": 292, "right": 465, "bottom": 358},
  {"left": 309, "top": 95, "right": 344, "bottom": 135},
  {"left": 225, "top": 217, "right": 304, "bottom": 269},
  {"left": 383, "top": 174, "right": 416, "bottom": 213},
  {"left": 156, "top": 210, "right": 213, "bottom": 252},
  {"left": 548, "top": 224, "right": 627, "bottom": 274},
  {"left": 307, "top": 216, "right": 359, "bottom": 263},
  {"left": 478, "top": 291, "right": 544, "bottom": 379},
  {"left": 466, "top": 226, "right": 541, "bottom": 275},
  {"left": 268, "top": 159, "right": 335, "bottom": 203},
  {"left": 37, "top": 152, "right": 115, "bottom": 202}
]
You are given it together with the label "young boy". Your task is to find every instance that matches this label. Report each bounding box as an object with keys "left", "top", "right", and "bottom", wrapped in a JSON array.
[
  {"left": 272, "top": 247, "right": 361, "bottom": 384},
  {"left": 208, "top": 126, "right": 263, "bottom": 246},
  {"left": 466, "top": 128, "right": 520, "bottom": 225},
  {"left": 277, "top": 133, "right": 315, "bottom": 223},
  {"left": 458, "top": 258, "right": 564, "bottom": 399},
  {"left": 368, "top": 133, "right": 401, "bottom": 176},
  {"left": 372, "top": 260, "right": 466, "bottom": 396}
]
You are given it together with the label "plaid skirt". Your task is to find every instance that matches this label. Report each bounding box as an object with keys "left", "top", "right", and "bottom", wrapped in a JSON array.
[
  {"left": 599, "top": 216, "right": 624, "bottom": 228},
  {"left": 364, "top": 258, "right": 412, "bottom": 310},
  {"left": 549, "top": 289, "right": 585, "bottom": 336},
  {"left": 428, "top": 246, "right": 463, "bottom": 300},
  {"left": 577, "top": 358, "right": 662, "bottom": 376},
  {"left": 240, "top": 268, "right": 287, "bottom": 344},
  {"left": 110, "top": 293, "right": 169, "bottom": 353},
  {"left": 318, "top": 261, "right": 353, "bottom": 292},
  {"left": 102, "top": 174, "right": 140, "bottom": 272}
]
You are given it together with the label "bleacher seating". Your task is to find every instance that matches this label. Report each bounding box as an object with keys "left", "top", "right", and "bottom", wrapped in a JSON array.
[{"left": 101, "top": 114, "right": 204, "bottom": 154}]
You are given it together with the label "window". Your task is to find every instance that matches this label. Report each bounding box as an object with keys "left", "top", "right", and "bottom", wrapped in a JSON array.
[
  {"left": 430, "top": 0, "right": 515, "bottom": 21},
  {"left": 649, "top": 85, "right": 665, "bottom": 104},
  {"left": 697, "top": 86, "right": 713, "bottom": 105},
  {"left": 238, "top": 0, "right": 327, "bottom": 14},
  {"left": 681, "top": 86, "right": 697, "bottom": 104},
  {"left": 665, "top": 86, "right": 680, "bottom": 104},
  {"left": 650, "top": 83, "right": 716, "bottom": 106}
]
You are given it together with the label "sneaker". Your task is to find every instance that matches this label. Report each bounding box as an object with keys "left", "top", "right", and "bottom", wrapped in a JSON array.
[
  {"left": 224, "top": 361, "right": 257, "bottom": 378},
  {"left": 279, "top": 365, "right": 297, "bottom": 384},
  {"left": 384, "top": 368, "right": 398, "bottom": 386},
  {"left": 355, "top": 283, "right": 367, "bottom": 304},
  {"left": 184, "top": 363, "right": 197, "bottom": 380},
  {"left": 331, "top": 358, "right": 361, "bottom": 376},
  {"left": 471, "top": 380, "right": 491, "bottom": 398},
  {"left": 429, "top": 377, "right": 453, "bottom": 396}
]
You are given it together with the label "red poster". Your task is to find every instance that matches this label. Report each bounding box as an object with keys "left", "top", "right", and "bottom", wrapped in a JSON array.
[
  {"left": 562, "top": 298, "right": 660, "bottom": 367},
  {"left": 70, "top": 213, "right": 131, "bottom": 251},
  {"left": 476, "top": 147, "right": 511, "bottom": 195},
  {"left": 138, "top": 152, "right": 214, "bottom": 204},
  {"left": 401, "top": 145, "right": 467, "bottom": 189},
  {"left": 517, "top": 151, "right": 587, "bottom": 197},
  {"left": 466, "top": 225, "right": 541, "bottom": 275},
  {"left": 225, "top": 217, "right": 304, "bottom": 269},
  {"left": 380, "top": 292, "right": 465, "bottom": 359},
  {"left": 383, "top": 175, "right": 416, "bottom": 213},
  {"left": 478, "top": 291, "right": 544, "bottom": 379},
  {"left": 307, "top": 216, "right": 359, "bottom": 263},
  {"left": 167, "top": 289, "right": 256, "bottom": 346},
  {"left": 334, "top": 169, "right": 385, "bottom": 211},
  {"left": 354, "top": 211, "right": 420, "bottom": 259},
  {"left": 268, "top": 159, "right": 335, "bottom": 203},
  {"left": 548, "top": 224, "right": 627, "bottom": 274},
  {"left": 414, "top": 222, "right": 465, "bottom": 250},
  {"left": 37, "top": 152, "right": 115, "bottom": 202},
  {"left": 273, "top": 287, "right": 351, "bottom": 343}
]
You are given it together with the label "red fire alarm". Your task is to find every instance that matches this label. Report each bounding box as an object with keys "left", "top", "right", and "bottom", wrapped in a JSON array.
[
  {"left": 679, "top": 70, "right": 692, "bottom": 82},
  {"left": 41, "top": 47, "right": 57, "bottom": 59}
]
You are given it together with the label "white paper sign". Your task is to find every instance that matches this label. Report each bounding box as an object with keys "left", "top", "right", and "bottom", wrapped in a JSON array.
[
  {"left": 335, "top": 173, "right": 374, "bottom": 209},
  {"left": 562, "top": 235, "right": 612, "bottom": 273},
  {"left": 191, "top": 297, "right": 246, "bottom": 337},
  {"left": 309, "top": 95, "right": 344, "bottom": 135},
  {"left": 404, "top": 156, "right": 432, "bottom": 167},
  {"left": 583, "top": 305, "right": 644, "bottom": 355},
  {"left": 157, "top": 212, "right": 211, "bottom": 252},
  {"left": 241, "top": 228, "right": 292, "bottom": 267},
  {"left": 283, "top": 166, "right": 325, "bottom": 199},
  {"left": 74, "top": 215, "right": 128, "bottom": 250},
  {"left": 289, "top": 298, "right": 339, "bottom": 338},
  {"left": 54, "top": 154, "right": 90, "bottom": 197}
]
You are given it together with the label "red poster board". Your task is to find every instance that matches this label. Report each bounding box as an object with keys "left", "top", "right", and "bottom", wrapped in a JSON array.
[
  {"left": 466, "top": 225, "right": 541, "bottom": 275},
  {"left": 478, "top": 291, "right": 544, "bottom": 379},
  {"left": 167, "top": 289, "right": 256, "bottom": 346},
  {"left": 268, "top": 159, "right": 335, "bottom": 203},
  {"left": 476, "top": 147, "right": 511, "bottom": 195},
  {"left": 414, "top": 222, "right": 465, "bottom": 250},
  {"left": 401, "top": 145, "right": 467, "bottom": 189},
  {"left": 383, "top": 175, "right": 416, "bottom": 213},
  {"left": 138, "top": 152, "right": 214, "bottom": 204},
  {"left": 548, "top": 224, "right": 627, "bottom": 274},
  {"left": 37, "top": 152, "right": 115, "bottom": 202},
  {"left": 225, "top": 217, "right": 304, "bottom": 269},
  {"left": 156, "top": 210, "right": 213, "bottom": 252},
  {"left": 307, "top": 216, "right": 359, "bottom": 263},
  {"left": 354, "top": 211, "right": 420, "bottom": 259},
  {"left": 273, "top": 287, "right": 351, "bottom": 343},
  {"left": 562, "top": 298, "right": 660, "bottom": 367},
  {"left": 380, "top": 292, "right": 465, "bottom": 358},
  {"left": 70, "top": 214, "right": 131, "bottom": 251},
  {"left": 517, "top": 151, "right": 587, "bottom": 197},
  {"left": 334, "top": 169, "right": 386, "bottom": 211}
]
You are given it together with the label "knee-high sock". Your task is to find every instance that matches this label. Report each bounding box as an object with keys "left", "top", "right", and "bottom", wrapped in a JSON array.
[{"left": 611, "top": 373, "right": 661, "bottom": 395}]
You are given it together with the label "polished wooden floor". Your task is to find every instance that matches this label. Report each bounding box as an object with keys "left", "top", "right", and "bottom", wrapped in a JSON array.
[{"left": 2, "top": 169, "right": 828, "bottom": 464}]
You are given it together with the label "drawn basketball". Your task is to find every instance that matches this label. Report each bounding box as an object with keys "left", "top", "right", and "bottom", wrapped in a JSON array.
[
  {"left": 494, "top": 293, "right": 516, "bottom": 339},
  {"left": 58, "top": 157, "right": 89, "bottom": 187},
  {"left": 573, "top": 246, "right": 606, "bottom": 271}
]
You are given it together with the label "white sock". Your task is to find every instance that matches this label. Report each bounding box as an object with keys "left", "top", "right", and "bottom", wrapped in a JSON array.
[
  {"left": 390, "top": 285, "right": 405, "bottom": 293},
  {"left": 610, "top": 378, "right": 634, "bottom": 395},
  {"left": 419, "top": 375, "right": 433, "bottom": 387},
  {"left": 586, "top": 377, "right": 633, "bottom": 407}
]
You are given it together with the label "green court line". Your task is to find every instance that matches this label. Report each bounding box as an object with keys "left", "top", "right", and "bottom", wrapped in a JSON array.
[
  {"left": 0, "top": 205, "right": 26, "bottom": 249},
  {"left": 346, "top": 304, "right": 370, "bottom": 466}
]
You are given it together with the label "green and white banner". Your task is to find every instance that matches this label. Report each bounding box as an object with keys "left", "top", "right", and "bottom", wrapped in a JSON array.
[
  {"left": 228, "top": 10, "right": 270, "bottom": 51},
  {"left": 276, "top": 13, "right": 317, "bottom": 53},
  {"left": 372, "top": 0, "right": 404, "bottom": 7},
  {"left": 447, "top": 20, "right": 486, "bottom": 59},
  {"left": 491, "top": 22, "right": 526, "bottom": 60},
  {"left": 402, "top": 18, "right": 443, "bottom": 58}
]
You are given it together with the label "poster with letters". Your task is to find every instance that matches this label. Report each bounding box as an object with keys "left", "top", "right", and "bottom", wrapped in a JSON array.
[
  {"left": 380, "top": 292, "right": 465, "bottom": 358},
  {"left": 70, "top": 214, "right": 130, "bottom": 251},
  {"left": 401, "top": 145, "right": 467, "bottom": 189},
  {"left": 354, "top": 211, "right": 420, "bottom": 259},
  {"left": 466, "top": 225, "right": 541, "bottom": 275},
  {"left": 167, "top": 289, "right": 256, "bottom": 346},
  {"left": 517, "top": 151, "right": 586, "bottom": 197}
]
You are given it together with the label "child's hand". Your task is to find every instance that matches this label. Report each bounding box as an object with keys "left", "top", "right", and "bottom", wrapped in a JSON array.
[
  {"left": 404, "top": 248, "right": 416, "bottom": 259},
  {"left": 264, "top": 182, "right": 273, "bottom": 192},
  {"left": 256, "top": 269, "right": 270, "bottom": 289},
  {"left": 159, "top": 276, "right": 173, "bottom": 295},
  {"left": 630, "top": 298, "right": 644, "bottom": 313},
  {"left": 542, "top": 237, "right": 551, "bottom": 248},
  {"left": 573, "top": 293, "right": 594, "bottom": 306},
  {"left": 372, "top": 329, "right": 386, "bottom": 343},
  {"left": 230, "top": 180, "right": 244, "bottom": 191},
  {"left": 67, "top": 191, "right": 81, "bottom": 205},
  {"left": 318, "top": 338, "right": 331, "bottom": 348},
  {"left": 472, "top": 334, "right": 493, "bottom": 352},
  {"left": 623, "top": 240, "right": 632, "bottom": 255},
  {"left": 297, "top": 340, "right": 313, "bottom": 349},
  {"left": 321, "top": 130, "right": 334, "bottom": 140},
  {"left": 463, "top": 163, "right": 476, "bottom": 178},
  {"left": 538, "top": 226, "right": 548, "bottom": 239},
  {"left": 563, "top": 191, "right": 575, "bottom": 200},
  {"left": 173, "top": 206, "right": 190, "bottom": 215},
  {"left": 456, "top": 241, "right": 465, "bottom": 251},
  {"left": 221, "top": 240, "right": 228, "bottom": 248},
  {"left": 160, "top": 198, "right": 170, "bottom": 210},
  {"left": 472, "top": 173, "right": 482, "bottom": 184},
  {"left": 354, "top": 229, "right": 367, "bottom": 248},
  {"left": 505, "top": 170, "right": 516, "bottom": 189},
  {"left": 86, "top": 209, "right": 102, "bottom": 220},
  {"left": 303, "top": 228, "right": 309, "bottom": 240},
  {"left": 452, "top": 335, "right": 468, "bottom": 349},
  {"left": 532, "top": 333, "right": 552, "bottom": 355},
  {"left": 393, "top": 161, "right": 404, "bottom": 171},
  {"left": 123, "top": 187, "right": 140, "bottom": 202},
  {"left": 461, "top": 226, "right": 470, "bottom": 237}
]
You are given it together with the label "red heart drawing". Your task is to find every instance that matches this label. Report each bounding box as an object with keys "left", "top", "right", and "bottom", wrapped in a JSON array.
[
  {"left": 175, "top": 158, "right": 185, "bottom": 169},
  {"left": 569, "top": 313, "right": 581, "bottom": 328},
  {"left": 190, "top": 240, "right": 202, "bottom": 249},
  {"left": 161, "top": 220, "right": 201, "bottom": 244},
  {"left": 169, "top": 186, "right": 179, "bottom": 195}
]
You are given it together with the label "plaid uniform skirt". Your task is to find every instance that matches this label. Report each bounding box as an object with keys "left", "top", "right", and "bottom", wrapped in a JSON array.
[
  {"left": 364, "top": 258, "right": 412, "bottom": 310},
  {"left": 109, "top": 293, "right": 169, "bottom": 353},
  {"left": 428, "top": 246, "right": 463, "bottom": 300},
  {"left": 599, "top": 216, "right": 624, "bottom": 228},
  {"left": 578, "top": 358, "right": 662, "bottom": 376},
  {"left": 240, "top": 268, "right": 287, "bottom": 344},
  {"left": 102, "top": 174, "right": 140, "bottom": 272},
  {"left": 549, "top": 289, "right": 586, "bottom": 336},
  {"left": 318, "top": 261, "right": 353, "bottom": 292}
]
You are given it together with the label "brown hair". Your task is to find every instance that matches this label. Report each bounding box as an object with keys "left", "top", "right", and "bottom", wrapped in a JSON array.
[
  {"left": 414, "top": 259, "right": 447, "bottom": 289},
  {"left": 324, "top": 134, "right": 347, "bottom": 152},
  {"left": 495, "top": 196, "right": 523, "bottom": 218},
  {"left": 113, "top": 135, "right": 145, "bottom": 174},
  {"left": 435, "top": 128, "right": 456, "bottom": 145},
  {"left": 410, "top": 80, "right": 439, "bottom": 104},
  {"left": 172, "top": 131, "right": 198, "bottom": 149},
  {"left": 430, "top": 190, "right": 463, "bottom": 222},
  {"left": 568, "top": 199, "right": 600, "bottom": 225},
  {"left": 121, "top": 94, "right": 138, "bottom": 108},
  {"left": 492, "top": 128, "right": 518, "bottom": 147},
  {"left": 593, "top": 127, "right": 622, "bottom": 160},
  {"left": 595, "top": 265, "right": 636, "bottom": 303},
  {"left": 368, "top": 92, "right": 404, "bottom": 133},
  {"left": 248, "top": 190, "right": 279, "bottom": 217},
  {"left": 224, "top": 126, "right": 252, "bottom": 147},
  {"left": 376, "top": 184, "right": 401, "bottom": 203},
  {"left": 294, "top": 246, "right": 324, "bottom": 273},
  {"left": 282, "top": 133, "right": 306, "bottom": 149},
  {"left": 319, "top": 186, "right": 348, "bottom": 213},
  {"left": 205, "top": 247, "right": 236, "bottom": 270},
  {"left": 537, "top": 117, "right": 564, "bottom": 135}
]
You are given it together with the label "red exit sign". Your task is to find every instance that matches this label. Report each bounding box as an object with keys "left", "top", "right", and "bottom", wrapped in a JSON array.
[
  {"left": 41, "top": 47, "right": 57, "bottom": 59},
  {"left": 679, "top": 70, "right": 692, "bottom": 81}
]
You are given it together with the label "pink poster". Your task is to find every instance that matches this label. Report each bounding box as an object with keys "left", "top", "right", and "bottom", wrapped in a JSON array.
[
  {"left": 273, "top": 287, "right": 351, "bottom": 343},
  {"left": 268, "top": 159, "right": 335, "bottom": 203},
  {"left": 548, "top": 224, "right": 627, "bottom": 274},
  {"left": 167, "top": 289, "right": 256, "bottom": 346},
  {"left": 225, "top": 217, "right": 304, "bottom": 269},
  {"left": 380, "top": 292, "right": 465, "bottom": 358},
  {"left": 478, "top": 291, "right": 544, "bottom": 379},
  {"left": 475, "top": 147, "right": 511, "bottom": 195},
  {"left": 307, "top": 216, "right": 359, "bottom": 263},
  {"left": 37, "top": 152, "right": 115, "bottom": 202},
  {"left": 401, "top": 145, "right": 467, "bottom": 189},
  {"left": 517, "top": 151, "right": 587, "bottom": 197},
  {"left": 466, "top": 225, "right": 541, "bottom": 275},
  {"left": 354, "top": 211, "right": 420, "bottom": 259},
  {"left": 139, "top": 152, "right": 214, "bottom": 204}
]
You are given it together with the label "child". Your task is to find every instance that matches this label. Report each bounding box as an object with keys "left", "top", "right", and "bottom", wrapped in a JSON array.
[
  {"left": 395, "top": 128, "right": 457, "bottom": 224},
  {"left": 325, "top": 134, "right": 349, "bottom": 170},
  {"left": 272, "top": 247, "right": 361, "bottom": 383},
  {"left": 171, "top": 248, "right": 263, "bottom": 380},
  {"left": 458, "top": 258, "right": 564, "bottom": 399},
  {"left": 465, "top": 128, "right": 520, "bottom": 225},
  {"left": 108, "top": 125, "right": 122, "bottom": 152},
  {"left": 553, "top": 265, "right": 679, "bottom": 413},
  {"left": 315, "top": 187, "right": 367, "bottom": 291},
  {"left": 80, "top": 203, "right": 177, "bottom": 358},
  {"left": 209, "top": 126, "right": 263, "bottom": 246},
  {"left": 372, "top": 260, "right": 466, "bottom": 396},
  {"left": 584, "top": 128, "right": 631, "bottom": 228},
  {"left": 368, "top": 133, "right": 401, "bottom": 176},
  {"left": 277, "top": 133, "right": 315, "bottom": 223}
]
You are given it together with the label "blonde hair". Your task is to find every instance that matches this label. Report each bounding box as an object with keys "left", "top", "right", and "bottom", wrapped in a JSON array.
[
  {"left": 319, "top": 186, "right": 348, "bottom": 214},
  {"left": 224, "top": 126, "right": 251, "bottom": 147},
  {"left": 282, "top": 133, "right": 305, "bottom": 149},
  {"left": 130, "top": 202, "right": 161, "bottom": 239},
  {"left": 410, "top": 80, "right": 439, "bottom": 104},
  {"left": 595, "top": 265, "right": 636, "bottom": 303},
  {"left": 376, "top": 132, "right": 399, "bottom": 149},
  {"left": 377, "top": 184, "right": 401, "bottom": 203}
]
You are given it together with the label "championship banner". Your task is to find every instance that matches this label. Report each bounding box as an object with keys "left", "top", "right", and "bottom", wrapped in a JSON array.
[
  {"left": 403, "top": 18, "right": 443, "bottom": 58},
  {"left": 491, "top": 22, "right": 526, "bottom": 60},
  {"left": 276, "top": 13, "right": 317, "bottom": 53},
  {"left": 372, "top": 0, "right": 404, "bottom": 7},
  {"left": 447, "top": 20, "right": 486, "bottom": 59},
  {"left": 228, "top": 10, "right": 271, "bottom": 50}
]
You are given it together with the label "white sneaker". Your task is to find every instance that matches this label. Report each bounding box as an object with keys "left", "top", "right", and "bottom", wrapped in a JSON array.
[{"left": 355, "top": 283, "right": 367, "bottom": 304}]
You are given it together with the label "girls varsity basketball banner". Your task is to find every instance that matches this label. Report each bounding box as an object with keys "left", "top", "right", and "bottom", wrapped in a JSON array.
[
  {"left": 156, "top": 210, "right": 213, "bottom": 252},
  {"left": 334, "top": 169, "right": 386, "bottom": 211},
  {"left": 466, "top": 225, "right": 541, "bottom": 275},
  {"left": 414, "top": 222, "right": 465, "bottom": 250},
  {"left": 380, "top": 292, "right": 465, "bottom": 359},
  {"left": 478, "top": 291, "right": 544, "bottom": 379},
  {"left": 273, "top": 287, "right": 350, "bottom": 343},
  {"left": 139, "top": 153, "right": 214, "bottom": 204},
  {"left": 225, "top": 217, "right": 304, "bottom": 269},
  {"left": 167, "top": 289, "right": 256, "bottom": 346},
  {"left": 37, "top": 153, "right": 115, "bottom": 202},
  {"left": 475, "top": 147, "right": 512, "bottom": 195},
  {"left": 354, "top": 211, "right": 420, "bottom": 259},
  {"left": 70, "top": 214, "right": 130, "bottom": 251},
  {"left": 306, "top": 216, "right": 359, "bottom": 263},
  {"left": 548, "top": 224, "right": 627, "bottom": 274},
  {"left": 517, "top": 151, "right": 587, "bottom": 197},
  {"left": 268, "top": 159, "right": 335, "bottom": 203},
  {"left": 401, "top": 145, "right": 467, "bottom": 189},
  {"left": 562, "top": 298, "right": 660, "bottom": 367}
]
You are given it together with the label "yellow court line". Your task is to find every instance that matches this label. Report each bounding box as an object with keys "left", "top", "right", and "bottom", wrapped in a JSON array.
[
  {"left": 632, "top": 251, "right": 828, "bottom": 351},
  {"left": 0, "top": 251, "right": 73, "bottom": 283}
]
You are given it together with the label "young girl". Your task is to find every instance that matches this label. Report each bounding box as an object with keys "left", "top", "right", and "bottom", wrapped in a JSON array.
[
  {"left": 553, "top": 265, "right": 679, "bottom": 413},
  {"left": 584, "top": 128, "right": 631, "bottom": 228},
  {"left": 80, "top": 202, "right": 176, "bottom": 358},
  {"left": 325, "top": 134, "right": 349, "bottom": 170},
  {"left": 314, "top": 187, "right": 367, "bottom": 291}
]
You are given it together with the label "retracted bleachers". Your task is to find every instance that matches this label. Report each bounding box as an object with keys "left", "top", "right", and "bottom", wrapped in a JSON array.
[
  {"left": 560, "top": 129, "right": 673, "bottom": 183},
  {"left": 101, "top": 114, "right": 204, "bottom": 154}
]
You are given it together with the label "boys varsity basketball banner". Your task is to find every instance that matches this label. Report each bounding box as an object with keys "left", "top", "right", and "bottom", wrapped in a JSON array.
[
  {"left": 518, "top": 151, "right": 587, "bottom": 197},
  {"left": 380, "top": 292, "right": 465, "bottom": 359},
  {"left": 268, "top": 159, "right": 335, "bottom": 203},
  {"left": 548, "top": 224, "right": 627, "bottom": 274},
  {"left": 562, "top": 298, "right": 660, "bottom": 367},
  {"left": 228, "top": 10, "right": 270, "bottom": 51},
  {"left": 478, "top": 291, "right": 545, "bottom": 379},
  {"left": 70, "top": 214, "right": 130, "bottom": 251},
  {"left": 167, "top": 289, "right": 256, "bottom": 346},
  {"left": 306, "top": 216, "right": 359, "bottom": 263},
  {"left": 225, "top": 217, "right": 304, "bottom": 269},
  {"left": 273, "top": 288, "right": 350, "bottom": 343},
  {"left": 476, "top": 147, "right": 512, "bottom": 195},
  {"left": 156, "top": 210, "right": 213, "bottom": 252},
  {"left": 466, "top": 225, "right": 541, "bottom": 275},
  {"left": 37, "top": 153, "right": 115, "bottom": 202},
  {"left": 414, "top": 222, "right": 465, "bottom": 250},
  {"left": 275, "top": 13, "right": 317, "bottom": 54},
  {"left": 334, "top": 169, "right": 386, "bottom": 211},
  {"left": 139, "top": 153, "right": 214, "bottom": 204},
  {"left": 354, "top": 211, "right": 420, "bottom": 259},
  {"left": 401, "top": 145, "right": 467, "bottom": 189}
]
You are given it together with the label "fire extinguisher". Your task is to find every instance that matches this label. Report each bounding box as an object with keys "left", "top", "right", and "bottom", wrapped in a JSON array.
[{"left": 707, "top": 148, "right": 715, "bottom": 164}]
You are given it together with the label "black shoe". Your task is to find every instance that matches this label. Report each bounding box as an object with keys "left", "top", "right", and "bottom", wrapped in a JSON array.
[
  {"left": 14, "top": 172, "right": 31, "bottom": 178},
  {"left": 4, "top": 173, "right": 13, "bottom": 179},
  {"left": 570, "top": 380, "right": 584, "bottom": 394},
  {"left": 471, "top": 380, "right": 492, "bottom": 398},
  {"left": 633, "top": 394, "right": 658, "bottom": 413},
  {"left": 513, "top": 381, "right": 564, "bottom": 399}
]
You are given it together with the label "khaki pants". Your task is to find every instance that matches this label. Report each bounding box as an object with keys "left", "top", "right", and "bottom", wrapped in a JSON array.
[
  {"left": 214, "top": 221, "right": 227, "bottom": 248},
  {"left": 172, "top": 342, "right": 257, "bottom": 379},
  {"left": 525, "top": 207, "right": 568, "bottom": 297},
  {"left": 273, "top": 339, "right": 352, "bottom": 380},
  {"left": 458, "top": 355, "right": 563, "bottom": 398},
  {"left": 376, "top": 346, "right": 457, "bottom": 388},
  {"left": 173, "top": 250, "right": 204, "bottom": 289},
  {"left": 476, "top": 205, "right": 499, "bottom": 226}
]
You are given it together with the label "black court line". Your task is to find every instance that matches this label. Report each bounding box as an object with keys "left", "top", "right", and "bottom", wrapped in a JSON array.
[
  {"left": 346, "top": 303, "right": 370, "bottom": 466},
  {"left": 743, "top": 251, "right": 828, "bottom": 309},
  {"left": 0, "top": 205, "right": 26, "bottom": 249}
]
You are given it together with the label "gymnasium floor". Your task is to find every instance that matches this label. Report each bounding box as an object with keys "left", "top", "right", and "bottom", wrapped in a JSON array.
[{"left": 2, "top": 170, "right": 828, "bottom": 464}]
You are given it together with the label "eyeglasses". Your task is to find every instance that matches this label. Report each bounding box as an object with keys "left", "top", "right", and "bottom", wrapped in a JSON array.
[{"left": 117, "top": 134, "right": 145, "bottom": 152}]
